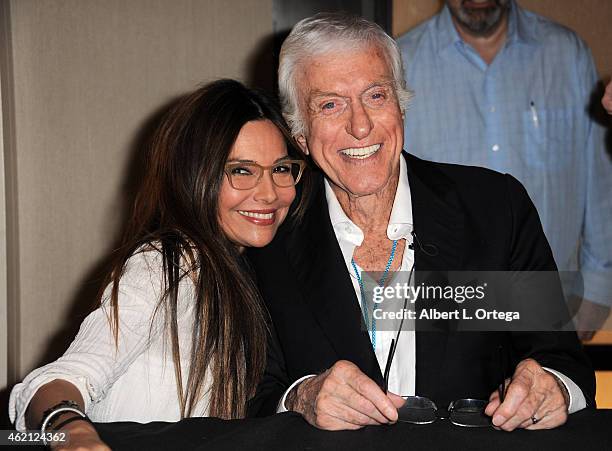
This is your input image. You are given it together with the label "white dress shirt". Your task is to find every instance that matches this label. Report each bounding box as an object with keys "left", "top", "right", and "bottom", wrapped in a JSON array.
[
  {"left": 278, "top": 156, "right": 585, "bottom": 413},
  {"left": 326, "top": 156, "right": 416, "bottom": 397}
]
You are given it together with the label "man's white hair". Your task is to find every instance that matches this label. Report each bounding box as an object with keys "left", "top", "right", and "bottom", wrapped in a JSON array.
[{"left": 278, "top": 12, "right": 414, "bottom": 138}]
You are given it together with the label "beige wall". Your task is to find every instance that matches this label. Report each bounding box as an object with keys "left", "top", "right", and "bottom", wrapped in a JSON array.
[
  {"left": 2, "top": 0, "right": 274, "bottom": 385},
  {"left": 1, "top": 0, "right": 17, "bottom": 395},
  {"left": 0, "top": 1, "right": 9, "bottom": 391},
  {"left": 393, "top": 0, "right": 443, "bottom": 36},
  {"left": 0, "top": 76, "right": 6, "bottom": 391},
  {"left": 392, "top": 0, "right": 612, "bottom": 78}
]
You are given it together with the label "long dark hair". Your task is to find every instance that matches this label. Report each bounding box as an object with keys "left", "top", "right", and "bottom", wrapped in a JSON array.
[{"left": 102, "top": 79, "right": 307, "bottom": 419}]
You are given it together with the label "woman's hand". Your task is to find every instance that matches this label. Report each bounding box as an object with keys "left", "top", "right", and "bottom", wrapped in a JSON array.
[{"left": 51, "top": 419, "right": 111, "bottom": 451}]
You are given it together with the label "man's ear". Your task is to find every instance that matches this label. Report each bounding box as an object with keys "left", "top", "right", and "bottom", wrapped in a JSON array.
[{"left": 296, "top": 134, "right": 309, "bottom": 155}]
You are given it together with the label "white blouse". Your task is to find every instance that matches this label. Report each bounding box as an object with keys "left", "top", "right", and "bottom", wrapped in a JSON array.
[{"left": 9, "top": 248, "right": 210, "bottom": 430}]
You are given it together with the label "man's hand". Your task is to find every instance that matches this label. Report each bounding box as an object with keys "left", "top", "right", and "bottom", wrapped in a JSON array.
[
  {"left": 571, "top": 298, "right": 611, "bottom": 341},
  {"left": 285, "top": 360, "right": 405, "bottom": 430},
  {"left": 484, "top": 358, "right": 569, "bottom": 431},
  {"left": 602, "top": 80, "right": 612, "bottom": 114}
]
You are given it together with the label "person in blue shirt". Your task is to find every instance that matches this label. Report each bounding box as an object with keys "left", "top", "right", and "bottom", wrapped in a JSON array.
[{"left": 397, "top": 0, "right": 612, "bottom": 340}]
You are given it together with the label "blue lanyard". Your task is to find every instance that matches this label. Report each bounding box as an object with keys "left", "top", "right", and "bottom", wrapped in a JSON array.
[{"left": 351, "top": 240, "right": 398, "bottom": 350}]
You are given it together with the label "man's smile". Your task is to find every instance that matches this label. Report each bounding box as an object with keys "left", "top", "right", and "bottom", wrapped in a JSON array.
[{"left": 339, "top": 143, "right": 381, "bottom": 160}]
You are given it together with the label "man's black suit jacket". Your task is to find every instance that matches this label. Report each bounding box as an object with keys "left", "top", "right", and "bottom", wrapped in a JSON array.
[{"left": 247, "top": 152, "right": 595, "bottom": 416}]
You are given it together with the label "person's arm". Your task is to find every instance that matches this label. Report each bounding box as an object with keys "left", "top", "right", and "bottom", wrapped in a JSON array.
[
  {"left": 246, "top": 319, "right": 403, "bottom": 429},
  {"left": 9, "top": 250, "right": 165, "bottom": 433},
  {"left": 573, "top": 48, "right": 612, "bottom": 338},
  {"left": 26, "top": 380, "right": 109, "bottom": 451},
  {"left": 26, "top": 379, "right": 85, "bottom": 429},
  {"left": 247, "top": 322, "right": 292, "bottom": 416},
  {"left": 504, "top": 174, "right": 595, "bottom": 398},
  {"left": 275, "top": 375, "right": 316, "bottom": 413},
  {"left": 542, "top": 367, "right": 586, "bottom": 413},
  {"left": 484, "top": 175, "right": 595, "bottom": 431}
]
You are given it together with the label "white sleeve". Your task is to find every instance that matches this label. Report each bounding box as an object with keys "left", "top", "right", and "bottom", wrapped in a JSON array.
[
  {"left": 542, "top": 367, "right": 587, "bottom": 414},
  {"left": 276, "top": 375, "right": 317, "bottom": 413},
  {"left": 9, "top": 250, "right": 166, "bottom": 431}
]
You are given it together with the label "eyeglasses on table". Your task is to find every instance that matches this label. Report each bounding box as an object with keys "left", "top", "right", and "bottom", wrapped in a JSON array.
[{"left": 397, "top": 396, "right": 492, "bottom": 427}]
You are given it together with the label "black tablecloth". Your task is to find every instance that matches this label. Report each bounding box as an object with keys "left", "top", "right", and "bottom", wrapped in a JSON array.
[{"left": 90, "top": 409, "right": 612, "bottom": 451}]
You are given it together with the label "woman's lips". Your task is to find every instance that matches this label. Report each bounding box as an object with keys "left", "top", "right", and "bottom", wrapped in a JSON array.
[{"left": 237, "top": 209, "right": 277, "bottom": 226}]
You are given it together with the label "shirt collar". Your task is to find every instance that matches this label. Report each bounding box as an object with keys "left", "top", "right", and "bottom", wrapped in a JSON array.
[
  {"left": 508, "top": 0, "right": 538, "bottom": 46},
  {"left": 325, "top": 178, "right": 364, "bottom": 247},
  {"left": 387, "top": 155, "right": 413, "bottom": 240},
  {"left": 433, "top": 5, "right": 461, "bottom": 54},
  {"left": 325, "top": 155, "right": 413, "bottom": 245},
  {"left": 434, "top": 0, "right": 537, "bottom": 55}
]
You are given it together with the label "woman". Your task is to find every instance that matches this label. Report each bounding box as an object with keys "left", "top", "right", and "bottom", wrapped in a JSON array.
[{"left": 9, "top": 79, "right": 307, "bottom": 448}]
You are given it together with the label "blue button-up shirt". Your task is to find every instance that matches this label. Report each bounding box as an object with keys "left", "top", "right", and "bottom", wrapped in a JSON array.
[{"left": 398, "top": 1, "right": 612, "bottom": 305}]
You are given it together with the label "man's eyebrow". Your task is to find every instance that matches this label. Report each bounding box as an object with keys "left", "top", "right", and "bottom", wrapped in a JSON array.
[
  {"left": 308, "top": 81, "right": 394, "bottom": 101},
  {"left": 309, "top": 90, "right": 345, "bottom": 100},
  {"left": 362, "top": 80, "right": 394, "bottom": 92}
]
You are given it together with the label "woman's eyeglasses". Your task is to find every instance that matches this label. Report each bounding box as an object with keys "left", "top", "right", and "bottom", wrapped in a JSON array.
[{"left": 224, "top": 159, "right": 305, "bottom": 190}]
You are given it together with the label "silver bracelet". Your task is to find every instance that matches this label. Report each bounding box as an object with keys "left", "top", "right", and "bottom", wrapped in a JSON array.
[{"left": 41, "top": 405, "right": 87, "bottom": 445}]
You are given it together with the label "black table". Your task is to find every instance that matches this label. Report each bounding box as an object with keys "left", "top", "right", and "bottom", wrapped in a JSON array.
[{"left": 90, "top": 409, "right": 612, "bottom": 451}]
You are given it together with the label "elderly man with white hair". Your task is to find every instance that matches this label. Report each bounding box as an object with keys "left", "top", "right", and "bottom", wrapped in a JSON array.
[{"left": 247, "top": 13, "right": 594, "bottom": 432}]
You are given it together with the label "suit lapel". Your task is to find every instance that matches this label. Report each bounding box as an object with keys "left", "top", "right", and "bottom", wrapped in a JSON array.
[
  {"left": 406, "top": 153, "right": 468, "bottom": 400},
  {"left": 285, "top": 174, "right": 383, "bottom": 384},
  {"left": 407, "top": 153, "right": 468, "bottom": 272}
]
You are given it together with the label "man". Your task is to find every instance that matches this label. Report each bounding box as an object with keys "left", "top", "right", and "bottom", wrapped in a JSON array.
[
  {"left": 247, "top": 13, "right": 594, "bottom": 431},
  {"left": 397, "top": 0, "right": 612, "bottom": 340}
]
